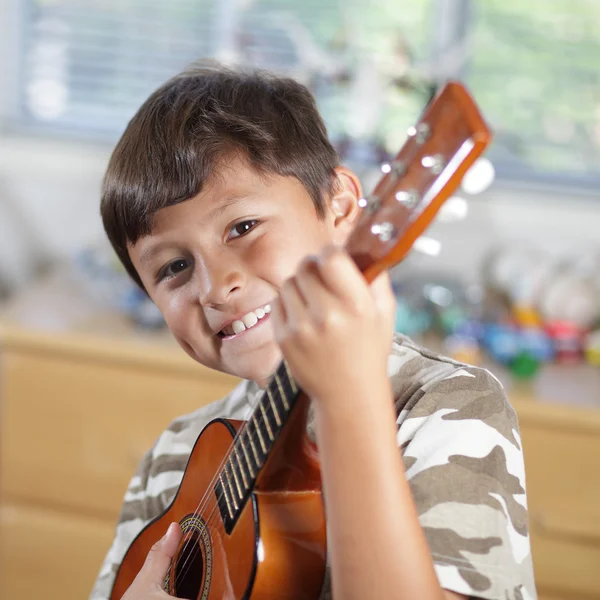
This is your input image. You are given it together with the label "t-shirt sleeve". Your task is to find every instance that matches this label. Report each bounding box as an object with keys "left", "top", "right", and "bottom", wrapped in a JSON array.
[
  {"left": 398, "top": 366, "right": 537, "bottom": 600},
  {"left": 88, "top": 448, "right": 155, "bottom": 600}
]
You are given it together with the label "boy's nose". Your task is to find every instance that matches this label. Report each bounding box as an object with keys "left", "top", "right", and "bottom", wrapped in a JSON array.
[{"left": 196, "top": 257, "right": 245, "bottom": 308}]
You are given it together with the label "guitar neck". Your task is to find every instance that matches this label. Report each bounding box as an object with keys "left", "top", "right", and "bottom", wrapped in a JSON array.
[
  {"left": 215, "top": 360, "right": 302, "bottom": 533},
  {"left": 215, "top": 231, "right": 386, "bottom": 533}
]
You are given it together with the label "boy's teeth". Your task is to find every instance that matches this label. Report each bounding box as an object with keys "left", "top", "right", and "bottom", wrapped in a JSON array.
[
  {"left": 231, "top": 320, "right": 246, "bottom": 334},
  {"left": 223, "top": 304, "right": 271, "bottom": 336},
  {"left": 242, "top": 312, "right": 258, "bottom": 328}
]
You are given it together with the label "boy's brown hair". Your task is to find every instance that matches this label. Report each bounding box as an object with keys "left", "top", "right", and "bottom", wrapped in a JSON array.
[{"left": 101, "top": 61, "right": 340, "bottom": 289}]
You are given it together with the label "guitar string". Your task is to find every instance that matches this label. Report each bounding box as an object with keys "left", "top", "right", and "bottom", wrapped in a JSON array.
[{"left": 173, "top": 373, "right": 298, "bottom": 589}]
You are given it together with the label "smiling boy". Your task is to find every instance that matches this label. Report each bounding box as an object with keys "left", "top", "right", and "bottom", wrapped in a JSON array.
[{"left": 92, "top": 63, "right": 536, "bottom": 600}]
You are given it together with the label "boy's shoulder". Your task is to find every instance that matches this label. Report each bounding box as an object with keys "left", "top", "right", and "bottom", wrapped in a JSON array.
[
  {"left": 152, "top": 377, "right": 262, "bottom": 460},
  {"left": 389, "top": 336, "right": 534, "bottom": 600},
  {"left": 389, "top": 333, "right": 518, "bottom": 436}
]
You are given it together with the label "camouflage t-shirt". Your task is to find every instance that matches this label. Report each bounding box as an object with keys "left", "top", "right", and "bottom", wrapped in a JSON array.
[{"left": 90, "top": 334, "right": 536, "bottom": 600}]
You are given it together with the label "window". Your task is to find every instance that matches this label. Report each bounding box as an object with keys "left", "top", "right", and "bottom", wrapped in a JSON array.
[
  {"left": 466, "top": 0, "right": 600, "bottom": 187},
  {"left": 8, "top": 0, "right": 600, "bottom": 186}
]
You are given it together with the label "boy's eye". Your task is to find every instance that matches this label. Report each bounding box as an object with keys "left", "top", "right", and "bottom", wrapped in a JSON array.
[
  {"left": 159, "top": 258, "right": 190, "bottom": 281},
  {"left": 228, "top": 219, "right": 259, "bottom": 240}
]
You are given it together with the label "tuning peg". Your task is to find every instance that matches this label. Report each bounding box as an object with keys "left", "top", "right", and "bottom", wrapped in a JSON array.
[
  {"left": 407, "top": 122, "right": 431, "bottom": 145},
  {"left": 358, "top": 194, "right": 381, "bottom": 213},
  {"left": 421, "top": 154, "right": 446, "bottom": 175},
  {"left": 381, "top": 161, "right": 407, "bottom": 179},
  {"left": 395, "top": 189, "right": 420, "bottom": 209},
  {"left": 371, "top": 222, "right": 396, "bottom": 243}
]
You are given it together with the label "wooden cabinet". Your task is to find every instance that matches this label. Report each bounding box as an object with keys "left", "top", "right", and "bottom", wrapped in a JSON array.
[
  {"left": 514, "top": 400, "right": 600, "bottom": 599},
  {"left": 0, "top": 324, "right": 238, "bottom": 599},
  {"left": 0, "top": 502, "right": 115, "bottom": 600}
]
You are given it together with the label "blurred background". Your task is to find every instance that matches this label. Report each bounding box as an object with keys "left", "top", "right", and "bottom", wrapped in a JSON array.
[{"left": 0, "top": 0, "right": 599, "bottom": 598}]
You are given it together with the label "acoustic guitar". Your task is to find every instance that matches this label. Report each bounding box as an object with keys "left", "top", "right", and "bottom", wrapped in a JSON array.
[{"left": 110, "top": 81, "right": 492, "bottom": 600}]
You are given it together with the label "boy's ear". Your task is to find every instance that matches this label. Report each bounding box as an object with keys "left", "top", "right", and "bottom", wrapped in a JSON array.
[{"left": 327, "top": 166, "right": 363, "bottom": 245}]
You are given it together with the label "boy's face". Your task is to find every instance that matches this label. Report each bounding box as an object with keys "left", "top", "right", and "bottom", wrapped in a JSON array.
[{"left": 129, "top": 155, "right": 360, "bottom": 385}]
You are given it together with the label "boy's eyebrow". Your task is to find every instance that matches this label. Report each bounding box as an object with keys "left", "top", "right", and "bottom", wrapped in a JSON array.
[
  {"left": 138, "top": 243, "right": 167, "bottom": 267},
  {"left": 207, "top": 193, "right": 254, "bottom": 220},
  {"left": 138, "top": 194, "right": 256, "bottom": 267}
]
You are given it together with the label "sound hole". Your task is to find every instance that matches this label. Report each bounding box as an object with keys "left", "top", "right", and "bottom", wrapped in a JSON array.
[{"left": 173, "top": 532, "right": 204, "bottom": 600}]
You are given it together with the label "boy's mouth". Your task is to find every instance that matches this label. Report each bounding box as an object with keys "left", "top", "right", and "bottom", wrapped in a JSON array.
[{"left": 218, "top": 303, "right": 272, "bottom": 338}]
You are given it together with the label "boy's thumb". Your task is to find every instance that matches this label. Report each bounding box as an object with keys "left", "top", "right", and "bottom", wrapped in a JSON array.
[{"left": 140, "top": 522, "right": 182, "bottom": 586}]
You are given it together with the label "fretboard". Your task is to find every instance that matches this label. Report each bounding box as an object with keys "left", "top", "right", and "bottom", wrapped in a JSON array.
[{"left": 215, "top": 360, "right": 301, "bottom": 532}]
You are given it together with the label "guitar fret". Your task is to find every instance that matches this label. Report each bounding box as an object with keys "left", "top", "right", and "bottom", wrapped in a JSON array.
[
  {"left": 218, "top": 473, "right": 234, "bottom": 518},
  {"left": 219, "top": 362, "right": 298, "bottom": 532},
  {"left": 229, "top": 456, "right": 244, "bottom": 499},
  {"left": 274, "top": 371, "right": 290, "bottom": 410},
  {"left": 252, "top": 415, "right": 268, "bottom": 453},
  {"left": 266, "top": 387, "right": 282, "bottom": 426},
  {"left": 224, "top": 464, "right": 240, "bottom": 509},
  {"left": 246, "top": 423, "right": 263, "bottom": 466},
  {"left": 283, "top": 361, "right": 298, "bottom": 395},
  {"left": 233, "top": 446, "right": 249, "bottom": 489},
  {"left": 239, "top": 436, "right": 256, "bottom": 477},
  {"left": 259, "top": 401, "right": 274, "bottom": 440}
]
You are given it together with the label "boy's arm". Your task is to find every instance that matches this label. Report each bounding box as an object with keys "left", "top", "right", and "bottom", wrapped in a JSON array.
[
  {"left": 272, "top": 248, "right": 448, "bottom": 599},
  {"left": 314, "top": 374, "right": 452, "bottom": 600},
  {"left": 272, "top": 248, "right": 534, "bottom": 600}
]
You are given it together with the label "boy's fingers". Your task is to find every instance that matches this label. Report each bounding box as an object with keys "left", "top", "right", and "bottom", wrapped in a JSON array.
[
  {"left": 370, "top": 270, "right": 396, "bottom": 312},
  {"left": 278, "top": 277, "right": 308, "bottom": 329},
  {"left": 134, "top": 522, "right": 182, "bottom": 590},
  {"left": 295, "top": 256, "right": 334, "bottom": 318},
  {"left": 317, "top": 246, "right": 370, "bottom": 306},
  {"left": 370, "top": 271, "right": 397, "bottom": 336}
]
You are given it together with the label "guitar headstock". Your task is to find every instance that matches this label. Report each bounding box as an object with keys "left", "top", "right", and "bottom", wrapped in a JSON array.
[{"left": 347, "top": 81, "right": 492, "bottom": 282}]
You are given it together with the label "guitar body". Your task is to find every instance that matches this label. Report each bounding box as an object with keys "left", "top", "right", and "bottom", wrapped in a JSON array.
[{"left": 110, "top": 408, "right": 327, "bottom": 600}]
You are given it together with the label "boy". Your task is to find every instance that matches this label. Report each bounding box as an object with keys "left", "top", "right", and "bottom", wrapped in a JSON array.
[{"left": 92, "top": 62, "right": 536, "bottom": 600}]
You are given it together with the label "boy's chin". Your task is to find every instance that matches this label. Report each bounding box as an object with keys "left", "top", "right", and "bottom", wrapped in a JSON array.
[{"left": 224, "top": 345, "right": 283, "bottom": 387}]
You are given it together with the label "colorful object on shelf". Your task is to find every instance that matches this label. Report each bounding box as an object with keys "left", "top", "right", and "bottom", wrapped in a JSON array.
[
  {"left": 513, "top": 304, "right": 542, "bottom": 329},
  {"left": 455, "top": 319, "right": 485, "bottom": 343},
  {"left": 394, "top": 298, "right": 431, "bottom": 336},
  {"left": 483, "top": 323, "right": 520, "bottom": 365},
  {"left": 584, "top": 329, "right": 600, "bottom": 366},
  {"left": 444, "top": 333, "right": 482, "bottom": 365},
  {"left": 509, "top": 350, "right": 540, "bottom": 380},
  {"left": 121, "top": 287, "right": 166, "bottom": 329},
  {"left": 393, "top": 241, "right": 599, "bottom": 372},
  {"left": 75, "top": 244, "right": 166, "bottom": 330},
  {"left": 545, "top": 321, "right": 584, "bottom": 364},
  {"left": 438, "top": 305, "right": 469, "bottom": 335},
  {"left": 519, "top": 327, "right": 554, "bottom": 363}
]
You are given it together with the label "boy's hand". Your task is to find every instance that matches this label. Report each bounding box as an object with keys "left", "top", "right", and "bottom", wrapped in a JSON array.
[
  {"left": 121, "top": 523, "right": 183, "bottom": 600},
  {"left": 271, "top": 246, "right": 396, "bottom": 412}
]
